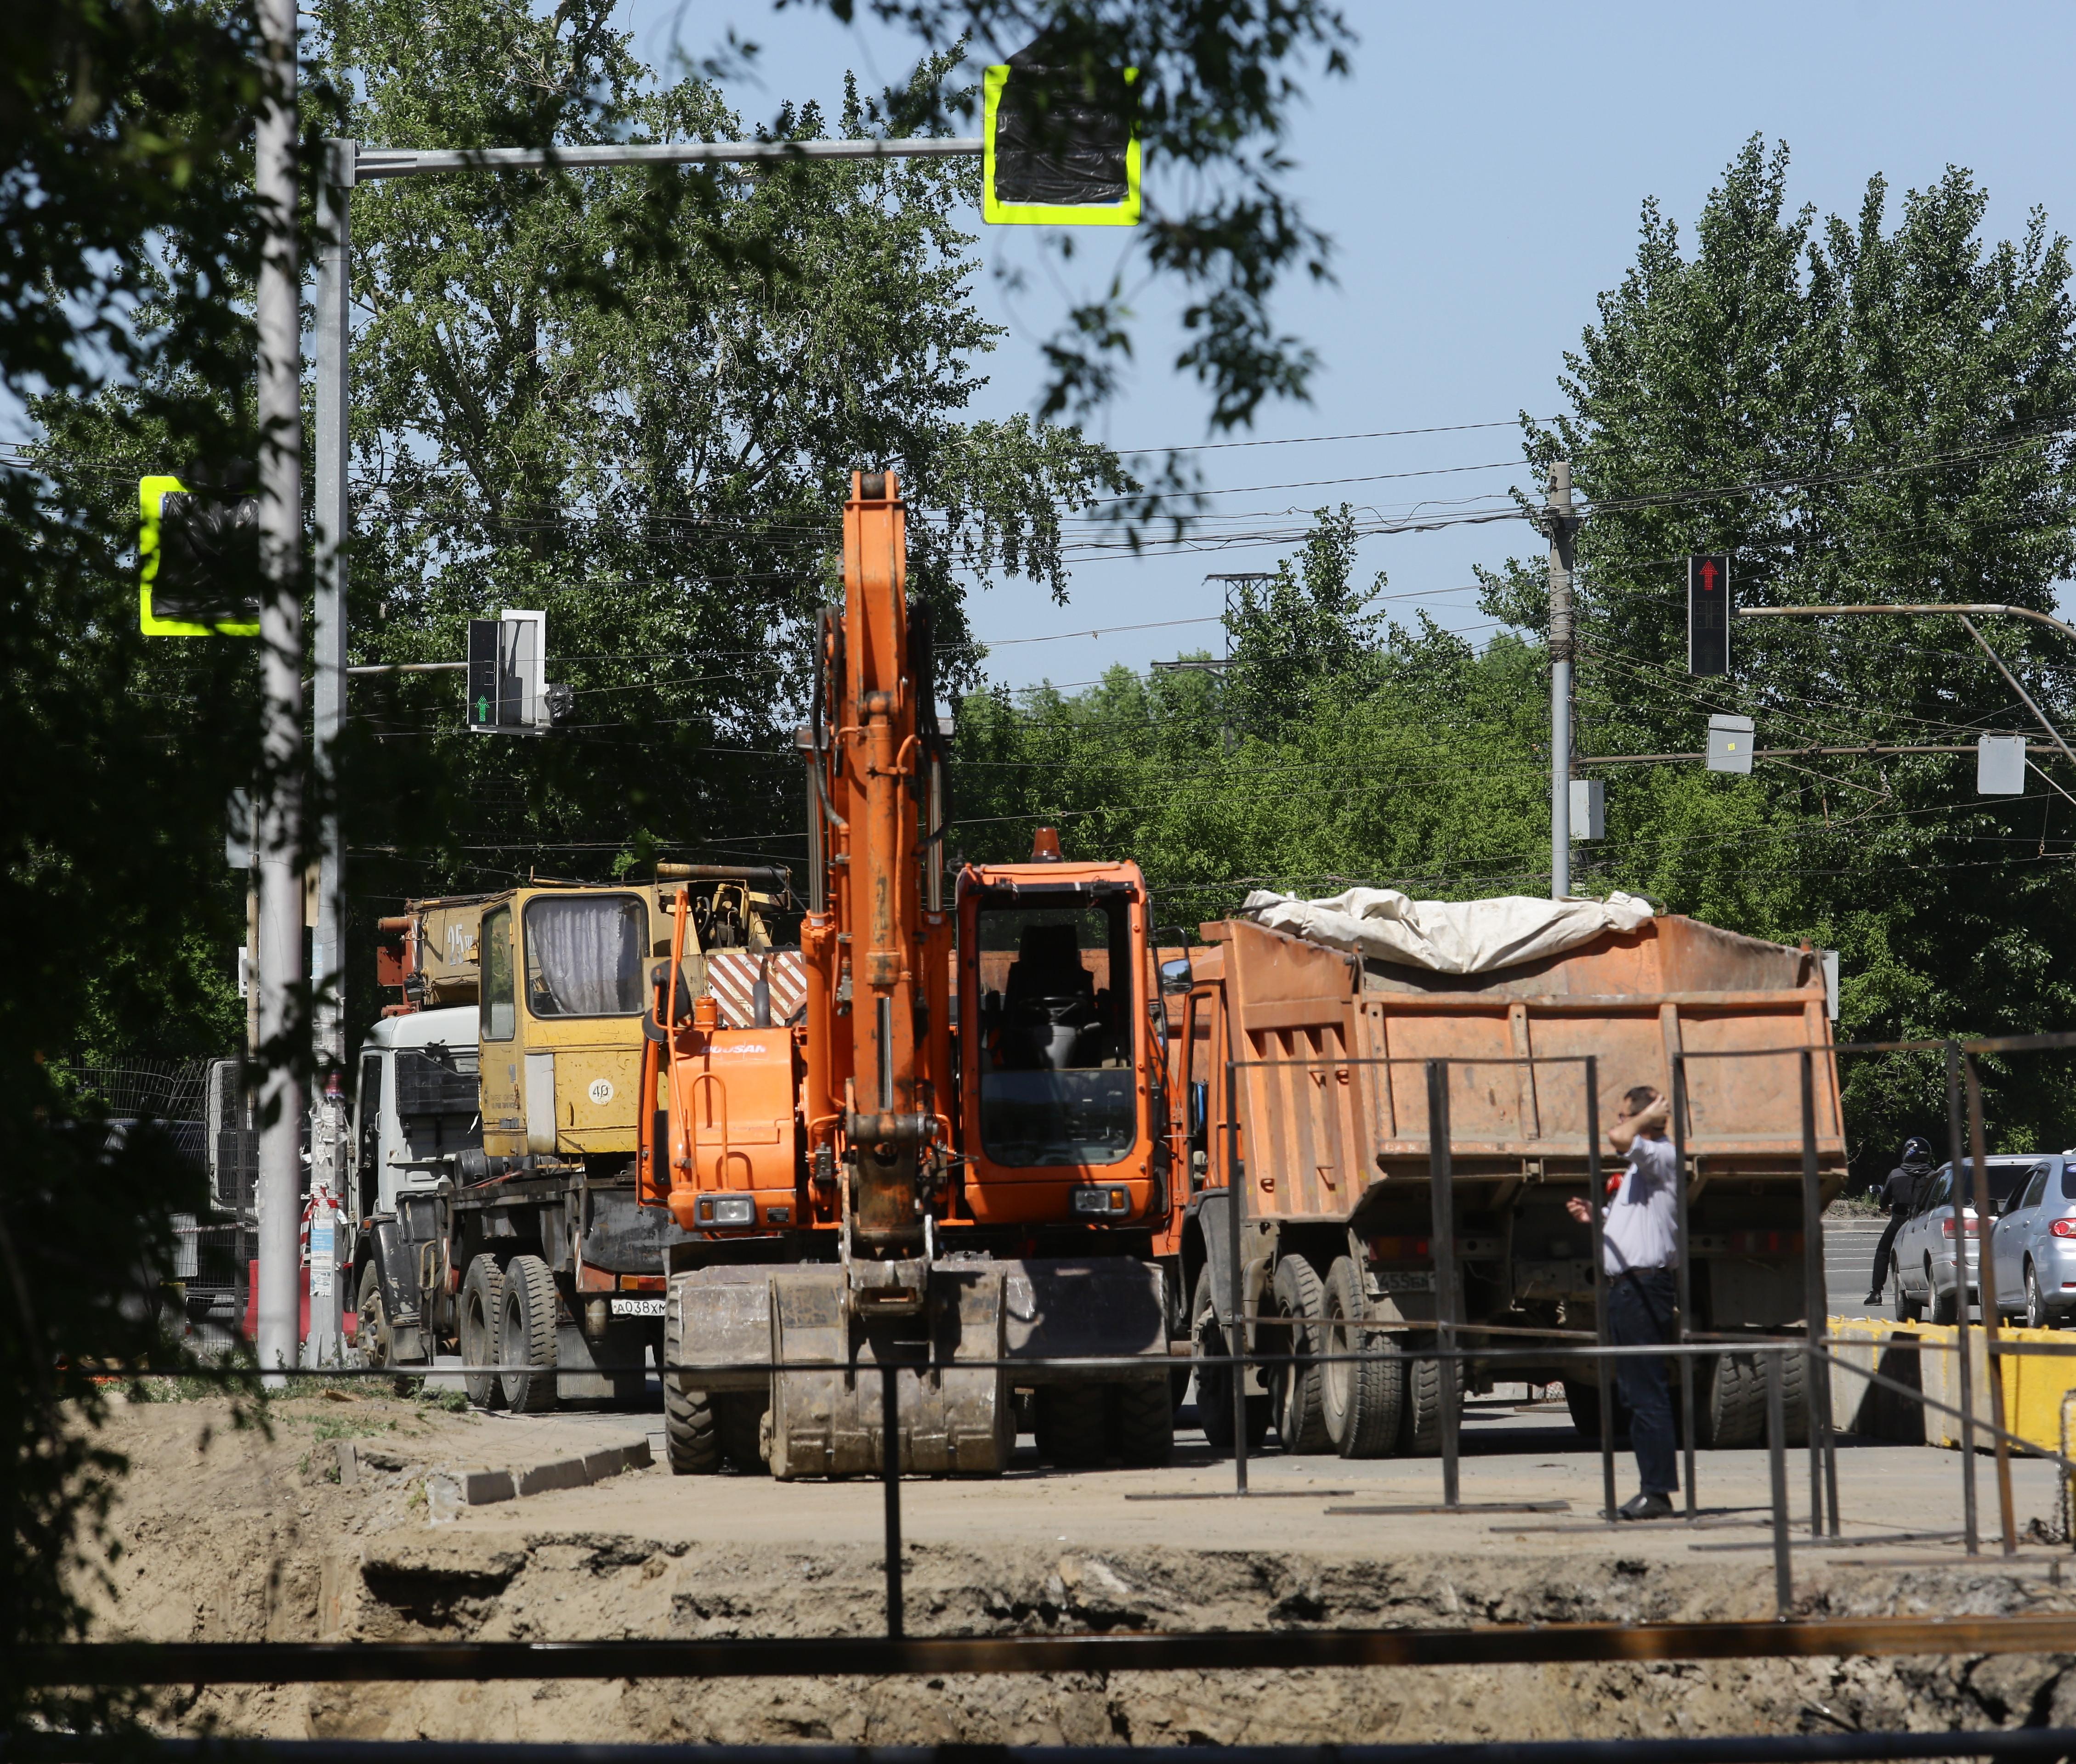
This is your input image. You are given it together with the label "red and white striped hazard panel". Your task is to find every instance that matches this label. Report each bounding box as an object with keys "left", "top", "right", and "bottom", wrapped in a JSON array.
[{"left": 707, "top": 949, "right": 807, "bottom": 1028}]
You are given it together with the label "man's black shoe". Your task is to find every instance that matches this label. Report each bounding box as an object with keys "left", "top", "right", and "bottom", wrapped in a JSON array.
[
  {"left": 1864, "top": 1292, "right": 1884, "bottom": 1306},
  {"left": 1617, "top": 1491, "right": 1676, "bottom": 1521}
]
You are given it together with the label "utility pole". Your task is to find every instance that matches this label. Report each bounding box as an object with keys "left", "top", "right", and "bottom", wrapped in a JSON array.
[
  {"left": 1547, "top": 462, "right": 1577, "bottom": 900},
  {"left": 253, "top": 0, "right": 305, "bottom": 1381},
  {"left": 305, "top": 139, "right": 355, "bottom": 1366}
]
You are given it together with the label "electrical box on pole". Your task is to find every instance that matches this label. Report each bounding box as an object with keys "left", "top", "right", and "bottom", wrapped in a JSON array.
[
  {"left": 1977, "top": 734, "right": 2027, "bottom": 795},
  {"left": 1569, "top": 777, "right": 1605, "bottom": 840},
  {"left": 1689, "top": 555, "right": 1730, "bottom": 676},
  {"left": 1707, "top": 713, "right": 1755, "bottom": 775},
  {"left": 139, "top": 473, "right": 263, "bottom": 636},
  {"left": 983, "top": 39, "right": 1140, "bottom": 226},
  {"left": 466, "top": 610, "right": 565, "bottom": 734}
]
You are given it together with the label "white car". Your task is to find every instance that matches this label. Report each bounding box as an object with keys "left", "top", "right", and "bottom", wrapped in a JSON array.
[{"left": 1890, "top": 1157, "right": 2034, "bottom": 1323}]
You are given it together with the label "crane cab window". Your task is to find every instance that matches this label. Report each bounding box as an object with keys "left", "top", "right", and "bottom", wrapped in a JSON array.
[
  {"left": 523, "top": 894, "right": 646, "bottom": 1018},
  {"left": 480, "top": 906, "right": 515, "bottom": 1042},
  {"left": 976, "top": 896, "right": 1135, "bottom": 1168}
]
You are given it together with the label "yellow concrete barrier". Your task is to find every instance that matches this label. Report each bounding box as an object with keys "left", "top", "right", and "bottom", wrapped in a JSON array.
[{"left": 1825, "top": 1315, "right": 2076, "bottom": 1453}]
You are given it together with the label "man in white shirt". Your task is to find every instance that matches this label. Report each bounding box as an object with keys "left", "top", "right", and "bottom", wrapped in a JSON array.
[{"left": 1567, "top": 1083, "right": 1680, "bottom": 1521}]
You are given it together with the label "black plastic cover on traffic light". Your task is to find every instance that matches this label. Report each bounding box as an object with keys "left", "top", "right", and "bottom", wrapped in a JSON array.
[
  {"left": 1688, "top": 554, "right": 1731, "bottom": 676},
  {"left": 139, "top": 470, "right": 262, "bottom": 636},
  {"left": 983, "top": 38, "right": 1140, "bottom": 226}
]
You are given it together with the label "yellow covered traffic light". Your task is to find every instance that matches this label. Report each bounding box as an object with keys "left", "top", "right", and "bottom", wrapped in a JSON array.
[
  {"left": 139, "top": 473, "right": 261, "bottom": 636},
  {"left": 983, "top": 44, "right": 1140, "bottom": 227}
]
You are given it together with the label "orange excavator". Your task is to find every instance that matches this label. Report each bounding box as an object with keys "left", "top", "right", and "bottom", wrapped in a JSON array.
[{"left": 638, "top": 470, "right": 1174, "bottom": 1479}]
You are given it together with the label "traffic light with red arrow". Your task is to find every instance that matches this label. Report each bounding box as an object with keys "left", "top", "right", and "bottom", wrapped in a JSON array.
[{"left": 1689, "top": 554, "right": 1730, "bottom": 675}]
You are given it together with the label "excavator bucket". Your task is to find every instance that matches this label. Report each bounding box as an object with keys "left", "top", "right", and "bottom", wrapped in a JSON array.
[{"left": 666, "top": 1257, "right": 1168, "bottom": 1480}]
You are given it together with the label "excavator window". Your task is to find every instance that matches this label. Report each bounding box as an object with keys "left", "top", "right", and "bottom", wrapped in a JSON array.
[
  {"left": 522, "top": 894, "right": 647, "bottom": 1018},
  {"left": 974, "top": 895, "right": 1136, "bottom": 1168}
]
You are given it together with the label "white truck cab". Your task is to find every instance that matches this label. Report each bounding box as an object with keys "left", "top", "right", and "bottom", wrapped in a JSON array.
[{"left": 350, "top": 1006, "right": 482, "bottom": 1221}]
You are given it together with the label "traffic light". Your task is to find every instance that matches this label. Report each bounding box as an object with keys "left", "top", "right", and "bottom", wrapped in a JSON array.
[
  {"left": 138, "top": 472, "right": 262, "bottom": 636},
  {"left": 984, "top": 39, "right": 1140, "bottom": 226},
  {"left": 1688, "top": 554, "right": 1730, "bottom": 675},
  {"left": 467, "top": 610, "right": 567, "bottom": 735}
]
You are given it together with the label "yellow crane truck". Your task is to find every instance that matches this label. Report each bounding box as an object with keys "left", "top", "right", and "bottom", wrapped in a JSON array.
[{"left": 353, "top": 868, "right": 799, "bottom": 1408}]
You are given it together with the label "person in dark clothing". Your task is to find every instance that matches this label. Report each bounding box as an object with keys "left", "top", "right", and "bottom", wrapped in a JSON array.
[
  {"left": 1568, "top": 1083, "right": 1680, "bottom": 1521},
  {"left": 1865, "top": 1136, "right": 1934, "bottom": 1305}
]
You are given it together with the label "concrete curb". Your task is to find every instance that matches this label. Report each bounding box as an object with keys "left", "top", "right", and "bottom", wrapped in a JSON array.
[{"left": 341, "top": 1435, "right": 652, "bottom": 1505}]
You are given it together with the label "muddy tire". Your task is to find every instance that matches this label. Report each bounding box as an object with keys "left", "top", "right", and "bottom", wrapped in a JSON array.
[
  {"left": 1035, "top": 1385, "right": 1108, "bottom": 1468},
  {"left": 357, "top": 1261, "right": 394, "bottom": 1369},
  {"left": 1267, "top": 1256, "right": 1331, "bottom": 1454},
  {"left": 1191, "top": 1263, "right": 1268, "bottom": 1454},
  {"left": 1320, "top": 1255, "right": 1401, "bottom": 1458},
  {"left": 459, "top": 1254, "right": 505, "bottom": 1411},
  {"left": 497, "top": 1253, "right": 560, "bottom": 1413},
  {"left": 1112, "top": 1380, "right": 1175, "bottom": 1468},
  {"left": 1396, "top": 1332, "right": 1462, "bottom": 1457},
  {"left": 662, "top": 1299, "right": 720, "bottom": 1475}
]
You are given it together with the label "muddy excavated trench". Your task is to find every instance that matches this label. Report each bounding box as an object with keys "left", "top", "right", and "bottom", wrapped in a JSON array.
[{"left": 79, "top": 1391, "right": 2076, "bottom": 1746}]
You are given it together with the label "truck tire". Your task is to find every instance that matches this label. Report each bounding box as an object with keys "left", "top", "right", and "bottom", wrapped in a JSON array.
[
  {"left": 1697, "top": 1351, "right": 1766, "bottom": 1450},
  {"left": 497, "top": 1254, "right": 560, "bottom": 1413},
  {"left": 1268, "top": 1256, "right": 1332, "bottom": 1454},
  {"left": 459, "top": 1255, "right": 505, "bottom": 1411},
  {"left": 357, "top": 1261, "right": 395, "bottom": 1369},
  {"left": 1396, "top": 1332, "right": 1462, "bottom": 1457},
  {"left": 1035, "top": 1385, "right": 1108, "bottom": 1469},
  {"left": 662, "top": 1300, "right": 720, "bottom": 1475},
  {"left": 1320, "top": 1255, "right": 1401, "bottom": 1458},
  {"left": 1191, "top": 1264, "right": 1268, "bottom": 1454},
  {"left": 1112, "top": 1380, "right": 1175, "bottom": 1467},
  {"left": 718, "top": 1391, "right": 770, "bottom": 1474}
]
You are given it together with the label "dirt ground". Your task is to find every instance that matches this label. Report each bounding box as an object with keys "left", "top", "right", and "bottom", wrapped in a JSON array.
[{"left": 77, "top": 1385, "right": 2076, "bottom": 1746}]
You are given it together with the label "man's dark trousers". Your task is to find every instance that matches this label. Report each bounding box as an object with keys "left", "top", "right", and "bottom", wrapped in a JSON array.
[
  {"left": 1869, "top": 1208, "right": 1906, "bottom": 1300},
  {"left": 1609, "top": 1267, "right": 1678, "bottom": 1495}
]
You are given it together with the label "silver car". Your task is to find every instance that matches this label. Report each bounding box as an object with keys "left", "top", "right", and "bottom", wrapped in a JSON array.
[
  {"left": 1989, "top": 1154, "right": 2076, "bottom": 1329},
  {"left": 1890, "top": 1157, "right": 2034, "bottom": 1323}
]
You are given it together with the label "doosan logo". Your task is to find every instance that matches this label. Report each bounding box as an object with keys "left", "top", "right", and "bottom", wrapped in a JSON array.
[{"left": 718, "top": 1043, "right": 770, "bottom": 1056}]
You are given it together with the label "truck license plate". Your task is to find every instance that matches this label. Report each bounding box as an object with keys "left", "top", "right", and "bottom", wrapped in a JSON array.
[
  {"left": 608, "top": 1296, "right": 665, "bottom": 1317},
  {"left": 1375, "top": 1270, "right": 1435, "bottom": 1293}
]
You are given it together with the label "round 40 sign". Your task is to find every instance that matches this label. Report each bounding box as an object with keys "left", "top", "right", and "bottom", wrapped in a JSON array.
[{"left": 587, "top": 1077, "right": 614, "bottom": 1106}]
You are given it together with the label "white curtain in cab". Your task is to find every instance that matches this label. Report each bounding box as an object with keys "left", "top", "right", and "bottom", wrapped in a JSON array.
[
  {"left": 1240, "top": 887, "right": 1655, "bottom": 975},
  {"left": 527, "top": 898, "right": 644, "bottom": 1015}
]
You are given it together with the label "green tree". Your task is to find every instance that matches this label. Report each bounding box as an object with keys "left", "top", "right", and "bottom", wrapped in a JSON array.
[{"left": 1483, "top": 138, "right": 2076, "bottom": 1171}]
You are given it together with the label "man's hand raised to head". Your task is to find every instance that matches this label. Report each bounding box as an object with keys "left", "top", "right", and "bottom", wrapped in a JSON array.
[{"left": 1609, "top": 1087, "right": 1671, "bottom": 1157}]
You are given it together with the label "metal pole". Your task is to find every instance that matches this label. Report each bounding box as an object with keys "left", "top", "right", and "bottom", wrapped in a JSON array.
[
  {"left": 880, "top": 1358, "right": 903, "bottom": 1639},
  {"left": 1426, "top": 1061, "right": 1459, "bottom": 1508},
  {"left": 1766, "top": 1349, "right": 1793, "bottom": 1619},
  {"left": 252, "top": 0, "right": 305, "bottom": 1384},
  {"left": 1964, "top": 1057, "right": 2019, "bottom": 1557},
  {"left": 306, "top": 139, "right": 355, "bottom": 1367},
  {"left": 1798, "top": 1052, "right": 1832, "bottom": 1538},
  {"left": 1547, "top": 463, "right": 1576, "bottom": 901},
  {"left": 1584, "top": 1057, "right": 1617, "bottom": 1525},
  {"left": 1225, "top": 1056, "right": 1249, "bottom": 1495},
  {"left": 1945, "top": 1041, "right": 1980, "bottom": 1554},
  {"left": 1671, "top": 1058, "right": 1697, "bottom": 1521}
]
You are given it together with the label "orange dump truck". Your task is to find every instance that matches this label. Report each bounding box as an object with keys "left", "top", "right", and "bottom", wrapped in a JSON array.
[{"left": 1156, "top": 895, "right": 1846, "bottom": 1458}]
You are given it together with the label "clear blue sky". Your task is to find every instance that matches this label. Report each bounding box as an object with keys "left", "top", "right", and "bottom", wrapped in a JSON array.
[{"left": 627, "top": 1, "right": 2076, "bottom": 690}]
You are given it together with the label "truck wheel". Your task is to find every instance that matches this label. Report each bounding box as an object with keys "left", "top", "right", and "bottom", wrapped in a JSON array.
[
  {"left": 718, "top": 1392, "right": 770, "bottom": 1474},
  {"left": 497, "top": 1254, "right": 560, "bottom": 1413},
  {"left": 1112, "top": 1380, "right": 1175, "bottom": 1467},
  {"left": 662, "top": 1299, "right": 720, "bottom": 1474},
  {"left": 1190, "top": 1264, "right": 1268, "bottom": 1454},
  {"left": 1320, "top": 1255, "right": 1401, "bottom": 1457},
  {"left": 1268, "top": 1256, "right": 1332, "bottom": 1454},
  {"left": 1396, "top": 1333, "right": 1462, "bottom": 1457},
  {"left": 459, "top": 1255, "right": 505, "bottom": 1411},
  {"left": 1035, "top": 1386, "right": 1108, "bottom": 1469},
  {"left": 1697, "top": 1351, "right": 1765, "bottom": 1450},
  {"left": 357, "top": 1262, "right": 395, "bottom": 1369}
]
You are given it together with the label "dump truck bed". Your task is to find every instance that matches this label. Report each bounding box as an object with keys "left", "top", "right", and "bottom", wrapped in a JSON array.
[{"left": 1206, "top": 910, "right": 1845, "bottom": 1224}]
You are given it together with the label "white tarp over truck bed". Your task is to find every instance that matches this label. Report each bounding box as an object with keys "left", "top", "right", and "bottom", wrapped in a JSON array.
[{"left": 1237, "top": 887, "right": 1656, "bottom": 976}]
